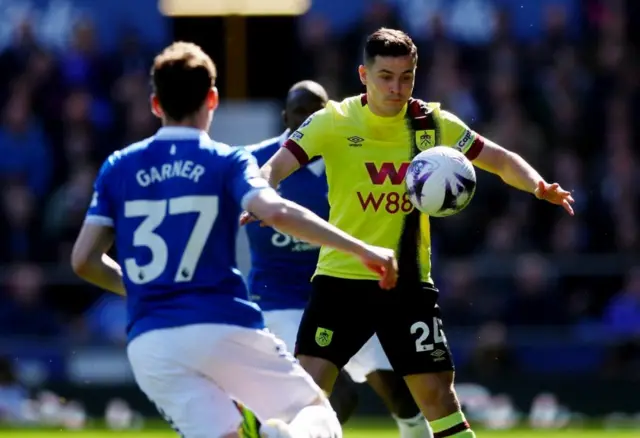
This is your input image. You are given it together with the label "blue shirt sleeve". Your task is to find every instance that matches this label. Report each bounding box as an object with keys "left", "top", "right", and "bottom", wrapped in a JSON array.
[
  {"left": 227, "top": 148, "right": 271, "bottom": 210},
  {"left": 85, "top": 153, "right": 118, "bottom": 227}
]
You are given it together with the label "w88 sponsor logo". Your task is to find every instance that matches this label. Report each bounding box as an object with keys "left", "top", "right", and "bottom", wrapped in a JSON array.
[{"left": 356, "top": 162, "right": 414, "bottom": 214}]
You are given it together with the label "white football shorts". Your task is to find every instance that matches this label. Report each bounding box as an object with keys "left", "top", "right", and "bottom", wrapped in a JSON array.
[
  {"left": 264, "top": 309, "right": 393, "bottom": 384},
  {"left": 127, "top": 323, "right": 324, "bottom": 437}
]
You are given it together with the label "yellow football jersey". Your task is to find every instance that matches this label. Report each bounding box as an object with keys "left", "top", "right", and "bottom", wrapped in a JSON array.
[{"left": 283, "top": 95, "right": 484, "bottom": 283}]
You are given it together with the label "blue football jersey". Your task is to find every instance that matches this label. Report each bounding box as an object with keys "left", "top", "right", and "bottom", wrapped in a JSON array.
[
  {"left": 85, "top": 127, "right": 270, "bottom": 341},
  {"left": 244, "top": 131, "right": 329, "bottom": 310}
]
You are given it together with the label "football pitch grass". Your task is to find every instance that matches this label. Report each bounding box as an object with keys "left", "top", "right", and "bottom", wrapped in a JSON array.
[{"left": 1, "top": 419, "right": 638, "bottom": 438}]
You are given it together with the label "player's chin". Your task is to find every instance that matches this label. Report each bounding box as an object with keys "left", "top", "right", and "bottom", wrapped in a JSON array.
[{"left": 385, "top": 99, "right": 406, "bottom": 110}]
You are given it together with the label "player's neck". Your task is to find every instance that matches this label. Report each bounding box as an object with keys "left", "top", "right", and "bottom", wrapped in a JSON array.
[
  {"left": 162, "top": 113, "right": 209, "bottom": 132},
  {"left": 163, "top": 123, "right": 205, "bottom": 132},
  {"left": 162, "top": 120, "right": 207, "bottom": 132}
]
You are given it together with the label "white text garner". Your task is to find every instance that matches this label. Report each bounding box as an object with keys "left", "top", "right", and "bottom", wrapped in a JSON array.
[{"left": 136, "top": 160, "right": 205, "bottom": 187}]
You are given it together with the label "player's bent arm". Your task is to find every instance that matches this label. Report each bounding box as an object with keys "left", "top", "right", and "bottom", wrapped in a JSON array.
[
  {"left": 71, "top": 223, "right": 126, "bottom": 296},
  {"left": 245, "top": 188, "right": 398, "bottom": 290},
  {"left": 260, "top": 147, "right": 301, "bottom": 188},
  {"left": 472, "top": 138, "right": 543, "bottom": 194},
  {"left": 247, "top": 188, "right": 367, "bottom": 255}
]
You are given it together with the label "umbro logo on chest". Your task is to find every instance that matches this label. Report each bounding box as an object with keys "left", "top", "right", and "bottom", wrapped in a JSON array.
[{"left": 347, "top": 136, "right": 364, "bottom": 147}]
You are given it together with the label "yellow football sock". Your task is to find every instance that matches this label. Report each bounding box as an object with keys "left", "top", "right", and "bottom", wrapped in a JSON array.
[{"left": 430, "top": 411, "right": 475, "bottom": 437}]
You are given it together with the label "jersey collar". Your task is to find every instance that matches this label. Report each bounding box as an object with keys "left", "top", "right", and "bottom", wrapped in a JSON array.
[{"left": 155, "top": 126, "right": 210, "bottom": 141}]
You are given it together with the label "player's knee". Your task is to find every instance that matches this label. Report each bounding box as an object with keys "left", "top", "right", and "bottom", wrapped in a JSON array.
[
  {"left": 289, "top": 405, "right": 342, "bottom": 438},
  {"left": 428, "top": 380, "right": 456, "bottom": 407},
  {"left": 329, "top": 370, "right": 359, "bottom": 424}
]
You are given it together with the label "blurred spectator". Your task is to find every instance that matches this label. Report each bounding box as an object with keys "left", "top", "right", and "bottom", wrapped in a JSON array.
[
  {"left": 440, "top": 260, "right": 506, "bottom": 326},
  {"left": 0, "top": 183, "right": 39, "bottom": 263},
  {"left": 58, "top": 20, "right": 106, "bottom": 96},
  {"left": 466, "top": 321, "right": 515, "bottom": 377},
  {"left": 43, "top": 165, "right": 97, "bottom": 261},
  {"left": 505, "top": 254, "right": 566, "bottom": 326},
  {"left": 0, "top": 19, "right": 40, "bottom": 97},
  {"left": 603, "top": 267, "right": 640, "bottom": 337},
  {"left": 0, "top": 264, "right": 61, "bottom": 338},
  {"left": 0, "top": 83, "right": 52, "bottom": 198}
]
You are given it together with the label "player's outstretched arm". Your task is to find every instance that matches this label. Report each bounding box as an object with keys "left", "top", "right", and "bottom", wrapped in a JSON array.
[
  {"left": 71, "top": 223, "right": 126, "bottom": 296},
  {"left": 472, "top": 138, "right": 575, "bottom": 215},
  {"left": 246, "top": 188, "right": 398, "bottom": 289},
  {"left": 240, "top": 147, "right": 301, "bottom": 226}
]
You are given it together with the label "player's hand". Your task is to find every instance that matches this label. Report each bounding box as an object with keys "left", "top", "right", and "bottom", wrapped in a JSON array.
[
  {"left": 358, "top": 245, "right": 398, "bottom": 290},
  {"left": 534, "top": 181, "right": 575, "bottom": 216}
]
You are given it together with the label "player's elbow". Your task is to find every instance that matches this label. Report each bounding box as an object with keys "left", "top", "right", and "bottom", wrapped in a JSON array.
[
  {"left": 246, "top": 188, "right": 301, "bottom": 228},
  {"left": 259, "top": 201, "right": 292, "bottom": 228},
  {"left": 70, "top": 246, "right": 91, "bottom": 278}
]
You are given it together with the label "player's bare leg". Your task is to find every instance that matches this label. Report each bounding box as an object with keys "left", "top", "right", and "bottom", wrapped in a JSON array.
[
  {"left": 297, "top": 355, "right": 341, "bottom": 393},
  {"left": 328, "top": 370, "right": 359, "bottom": 423},
  {"left": 366, "top": 370, "right": 432, "bottom": 438},
  {"left": 404, "top": 371, "right": 474, "bottom": 437}
]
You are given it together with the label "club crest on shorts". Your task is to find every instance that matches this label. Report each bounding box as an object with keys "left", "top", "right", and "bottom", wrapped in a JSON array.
[
  {"left": 315, "top": 327, "right": 333, "bottom": 347},
  {"left": 416, "top": 130, "right": 435, "bottom": 150}
]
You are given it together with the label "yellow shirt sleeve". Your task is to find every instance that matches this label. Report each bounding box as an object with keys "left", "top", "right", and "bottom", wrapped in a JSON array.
[
  {"left": 439, "top": 110, "right": 485, "bottom": 160},
  {"left": 282, "top": 106, "right": 333, "bottom": 165}
]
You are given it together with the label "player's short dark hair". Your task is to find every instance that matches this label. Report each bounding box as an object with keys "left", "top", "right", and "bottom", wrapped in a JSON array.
[
  {"left": 151, "top": 42, "right": 217, "bottom": 122},
  {"left": 363, "top": 28, "right": 418, "bottom": 66}
]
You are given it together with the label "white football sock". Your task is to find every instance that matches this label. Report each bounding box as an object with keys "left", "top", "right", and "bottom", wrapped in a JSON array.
[{"left": 394, "top": 413, "right": 433, "bottom": 438}]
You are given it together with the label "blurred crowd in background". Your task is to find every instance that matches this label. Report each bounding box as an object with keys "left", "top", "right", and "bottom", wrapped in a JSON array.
[{"left": 0, "top": 0, "right": 639, "bottom": 376}]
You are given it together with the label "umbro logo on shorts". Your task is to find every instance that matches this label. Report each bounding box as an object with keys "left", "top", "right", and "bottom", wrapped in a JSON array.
[
  {"left": 431, "top": 349, "right": 446, "bottom": 362},
  {"left": 347, "top": 136, "right": 364, "bottom": 147}
]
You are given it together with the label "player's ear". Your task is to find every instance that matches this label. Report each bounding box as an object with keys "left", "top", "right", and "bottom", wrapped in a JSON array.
[
  {"left": 150, "top": 94, "right": 163, "bottom": 118},
  {"left": 207, "top": 87, "right": 219, "bottom": 111},
  {"left": 358, "top": 65, "right": 367, "bottom": 86}
]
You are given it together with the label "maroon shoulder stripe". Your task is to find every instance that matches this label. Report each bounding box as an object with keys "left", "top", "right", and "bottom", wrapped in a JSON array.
[
  {"left": 465, "top": 136, "right": 485, "bottom": 161},
  {"left": 282, "top": 139, "right": 310, "bottom": 165}
]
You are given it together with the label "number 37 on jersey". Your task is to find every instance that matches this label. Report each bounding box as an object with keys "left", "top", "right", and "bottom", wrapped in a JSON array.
[{"left": 124, "top": 195, "right": 218, "bottom": 285}]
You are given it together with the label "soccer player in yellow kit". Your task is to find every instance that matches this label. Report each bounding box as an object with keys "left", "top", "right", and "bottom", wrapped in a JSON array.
[{"left": 242, "top": 28, "right": 574, "bottom": 438}]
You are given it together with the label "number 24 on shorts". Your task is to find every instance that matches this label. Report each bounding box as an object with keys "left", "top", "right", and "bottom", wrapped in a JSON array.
[{"left": 410, "top": 317, "right": 447, "bottom": 353}]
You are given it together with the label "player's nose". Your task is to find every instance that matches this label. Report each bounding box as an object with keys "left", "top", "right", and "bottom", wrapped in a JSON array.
[{"left": 390, "top": 79, "right": 404, "bottom": 94}]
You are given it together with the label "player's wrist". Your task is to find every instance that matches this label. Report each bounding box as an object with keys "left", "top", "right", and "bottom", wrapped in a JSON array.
[
  {"left": 353, "top": 243, "right": 376, "bottom": 259},
  {"left": 533, "top": 179, "right": 546, "bottom": 197}
]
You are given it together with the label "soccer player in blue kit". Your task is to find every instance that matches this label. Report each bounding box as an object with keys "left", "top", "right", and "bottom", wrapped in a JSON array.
[
  {"left": 70, "top": 42, "right": 399, "bottom": 438},
  {"left": 240, "top": 81, "right": 432, "bottom": 438}
]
